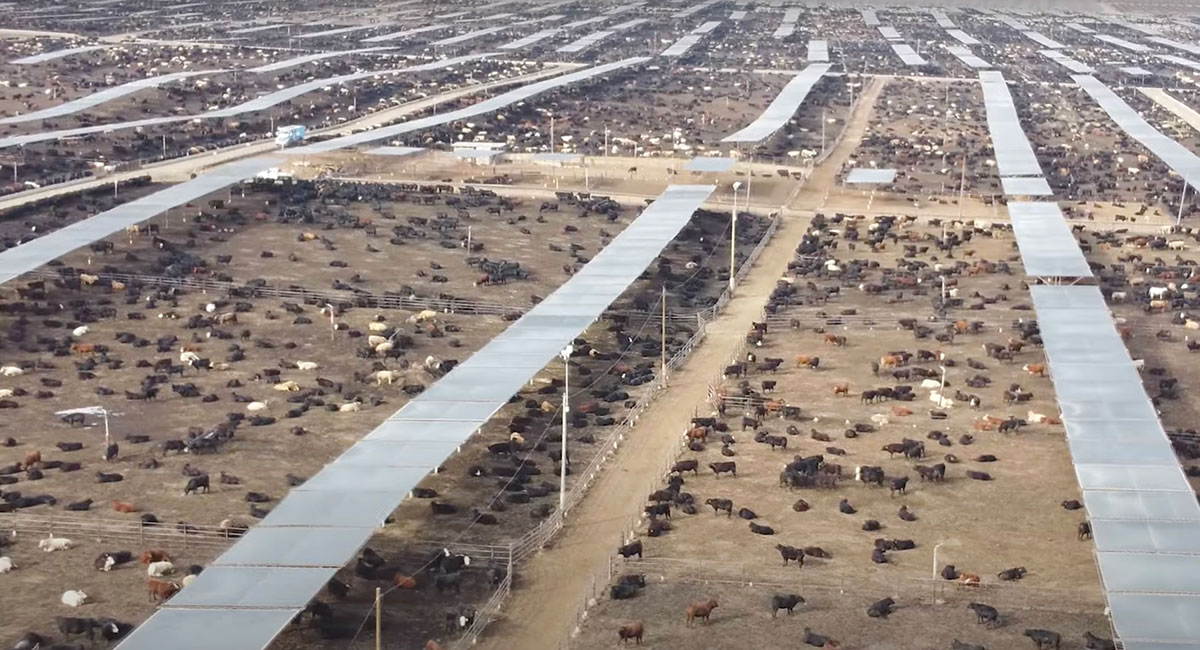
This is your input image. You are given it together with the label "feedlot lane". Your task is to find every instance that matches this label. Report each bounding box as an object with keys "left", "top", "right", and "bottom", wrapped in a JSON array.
[{"left": 478, "top": 76, "right": 887, "bottom": 650}]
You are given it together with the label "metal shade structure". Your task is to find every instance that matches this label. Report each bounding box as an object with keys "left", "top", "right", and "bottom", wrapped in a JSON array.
[
  {"left": 845, "top": 168, "right": 897, "bottom": 184},
  {"left": 362, "top": 23, "right": 452, "bottom": 43},
  {"left": 890, "top": 43, "right": 927, "bottom": 67},
  {"left": 1095, "top": 34, "right": 1151, "bottom": 52},
  {"left": 11, "top": 44, "right": 110, "bottom": 64},
  {"left": 1074, "top": 75, "right": 1200, "bottom": 193},
  {"left": 115, "top": 184, "right": 715, "bottom": 650},
  {"left": 1023, "top": 31, "right": 1064, "bottom": 48},
  {"left": 979, "top": 71, "right": 1045, "bottom": 177},
  {"left": 1029, "top": 285, "right": 1200, "bottom": 647},
  {"left": 1001, "top": 176, "right": 1053, "bottom": 196},
  {"left": 946, "top": 45, "right": 990, "bottom": 69},
  {"left": 291, "top": 57, "right": 649, "bottom": 153},
  {"left": 685, "top": 157, "right": 735, "bottom": 172},
  {"left": 0, "top": 70, "right": 219, "bottom": 125},
  {"left": 1041, "top": 49, "right": 1094, "bottom": 73},
  {"left": 946, "top": 29, "right": 981, "bottom": 46},
  {"left": 722, "top": 64, "right": 832, "bottom": 143},
  {"left": 807, "top": 40, "right": 829, "bottom": 62},
  {"left": 1007, "top": 202, "right": 1091, "bottom": 277},
  {"left": 366, "top": 146, "right": 426, "bottom": 157},
  {"left": 861, "top": 9, "right": 879, "bottom": 26},
  {"left": 248, "top": 47, "right": 398, "bottom": 73},
  {"left": 0, "top": 156, "right": 282, "bottom": 286},
  {"left": 556, "top": 19, "right": 646, "bottom": 53}
]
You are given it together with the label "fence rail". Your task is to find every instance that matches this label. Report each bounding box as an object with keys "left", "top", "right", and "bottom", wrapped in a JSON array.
[{"left": 5, "top": 512, "right": 240, "bottom": 552}]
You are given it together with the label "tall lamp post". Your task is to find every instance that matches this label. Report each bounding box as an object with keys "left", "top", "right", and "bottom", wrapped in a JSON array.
[
  {"left": 559, "top": 344, "right": 572, "bottom": 516},
  {"left": 730, "top": 180, "right": 742, "bottom": 292}
]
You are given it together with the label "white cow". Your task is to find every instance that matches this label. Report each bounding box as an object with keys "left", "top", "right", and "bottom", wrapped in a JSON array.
[
  {"left": 147, "top": 560, "right": 175, "bottom": 577},
  {"left": 179, "top": 350, "right": 200, "bottom": 364},
  {"left": 246, "top": 401, "right": 269, "bottom": 412},
  {"left": 71, "top": 325, "right": 89, "bottom": 337},
  {"left": 0, "top": 366, "right": 24, "bottom": 377},
  {"left": 295, "top": 361, "right": 319, "bottom": 371},
  {"left": 0, "top": 556, "right": 14, "bottom": 573},
  {"left": 38, "top": 536, "right": 73, "bottom": 552},
  {"left": 375, "top": 370, "right": 397, "bottom": 385},
  {"left": 61, "top": 590, "right": 89, "bottom": 607},
  {"left": 338, "top": 402, "right": 361, "bottom": 413},
  {"left": 367, "top": 321, "right": 389, "bottom": 333}
]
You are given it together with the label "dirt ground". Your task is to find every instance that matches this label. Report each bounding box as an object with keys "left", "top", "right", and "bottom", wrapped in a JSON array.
[{"left": 573, "top": 582, "right": 1109, "bottom": 650}]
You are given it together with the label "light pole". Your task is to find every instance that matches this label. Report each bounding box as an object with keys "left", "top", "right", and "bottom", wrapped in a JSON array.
[
  {"left": 324, "top": 303, "right": 336, "bottom": 340},
  {"left": 938, "top": 365, "right": 947, "bottom": 406},
  {"left": 730, "top": 181, "right": 742, "bottom": 292},
  {"left": 932, "top": 542, "right": 944, "bottom": 580},
  {"left": 603, "top": 126, "right": 609, "bottom": 157},
  {"left": 1178, "top": 176, "right": 1190, "bottom": 226},
  {"left": 559, "top": 344, "right": 572, "bottom": 516}
]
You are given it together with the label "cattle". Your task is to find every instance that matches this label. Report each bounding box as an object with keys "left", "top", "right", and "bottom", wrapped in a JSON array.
[
  {"left": 671, "top": 459, "right": 699, "bottom": 475},
  {"left": 775, "top": 544, "right": 803, "bottom": 567},
  {"left": 95, "top": 551, "right": 133, "bottom": 571},
  {"left": 967, "top": 602, "right": 1000, "bottom": 628},
  {"left": 56, "top": 616, "right": 97, "bottom": 643},
  {"left": 749, "top": 522, "right": 775, "bottom": 535},
  {"left": 148, "top": 578, "right": 179, "bottom": 602},
  {"left": 617, "top": 621, "right": 644, "bottom": 645},
  {"left": 705, "top": 498, "right": 733, "bottom": 516},
  {"left": 96, "top": 471, "right": 123, "bottom": 483},
  {"left": 914, "top": 463, "right": 946, "bottom": 482},
  {"left": 771, "top": 594, "right": 805, "bottom": 617},
  {"left": 183, "top": 475, "right": 210, "bottom": 495},
  {"left": 1083, "top": 631, "right": 1116, "bottom": 650},
  {"left": 708, "top": 461, "right": 736, "bottom": 478},
  {"left": 998, "top": 567, "right": 1027, "bottom": 581},
  {"left": 147, "top": 560, "right": 175, "bottom": 577},
  {"left": 61, "top": 589, "right": 89, "bottom": 607},
  {"left": 855, "top": 465, "right": 885, "bottom": 486},
  {"left": 1078, "top": 521, "right": 1092, "bottom": 541},
  {"left": 39, "top": 536, "right": 73, "bottom": 552},
  {"left": 959, "top": 573, "right": 981, "bottom": 586},
  {"left": 966, "top": 471, "right": 992, "bottom": 481},
  {"left": 803, "top": 627, "right": 837, "bottom": 647},
  {"left": 1022, "top": 363, "right": 1046, "bottom": 377},
  {"left": 889, "top": 476, "right": 908, "bottom": 496},
  {"left": 618, "top": 540, "right": 643, "bottom": 559},
  {"left": 795, "top": 355, "right": 820, "bottom": 369},
  {"left": 644, "top": 503, "right": 670, "bottom": 519},
  {"left": 684, "top": 599, "right": 718, "bottom": 626},
  {"left": 1024, "top": 629, "right": 1061, "bottom": 650},
  {"left": 0, "top": 556, "right": 14, "bottom": 573},
  {"left": 434, "top": 572, "right": 462, "bottom": 593},
  {"left": 867, "top": 597, "right": 895, "bottom": 618}
]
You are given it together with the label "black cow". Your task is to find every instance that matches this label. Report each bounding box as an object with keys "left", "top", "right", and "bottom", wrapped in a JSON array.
[
  {"left": 183, "top": 474, "right": 210, "bottom": 495},
  {"left": 867, "top": 597, "right": 895, "bottom": 618},
  {"left": 770, "top": 594, "right": 805, "bottom": 617}
]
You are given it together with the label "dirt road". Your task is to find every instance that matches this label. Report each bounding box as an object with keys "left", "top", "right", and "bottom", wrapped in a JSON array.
[{"left": 475, "top": 74, "right": 888, "bottom": 650}]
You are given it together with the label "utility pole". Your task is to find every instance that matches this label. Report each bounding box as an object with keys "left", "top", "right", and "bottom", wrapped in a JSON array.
[
  {"left": 559, "top": 345, "right": 571, "bottom": 515},
  {"left": 821, "top": 108, "right": 827, "bottom": 157},
  {"left": 957, "top": 155, "right": 966, "bottom": 220},
  {"left": 374, "top": 587, "right": 382, "bottom": 650},
  {"left": 661, "top": 285, "right": 667, "bottom": 385}
]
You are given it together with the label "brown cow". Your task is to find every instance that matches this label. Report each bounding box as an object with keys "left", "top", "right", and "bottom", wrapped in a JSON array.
[
  {"left": 795, "top": 355, "right": 818, "bottom": 368},
  {"left": 832, "top": 383, "right": 849, "bottom": 397},
  {"left": 880, "top": 355, "right": 901, "bottom": 369},
  {"left": 686, "top": 427, "right": 708, "bottom": 442},
  {"left": 393, "top": 574, "right": 418, "bottom": 589},
  {"left": 70, "top": 343, "right": 95, "bottom": 355},
  {"left": 823, "top": 334, "right": 847, "bottom": 346},
  {"left": 140, "top": 550, "right": 171, "bottom": 565},
  {"left": 113, "top": 500, "right": 139, "bottom": 513},
  {"left": 22, "top": 450, "right": 40, "bottom": 469},
  {"left": 1022, "top": 363, "right": 1046, "bottom": 377},
  {"left": 618, "top": 621, "right": 644, "bottom": 645},
  {"left": 685, "top": 599, "right": 719, "bottom": 626},
  {"left": 891, "top": 406, "right": 913, "bottom": 416},
  {"left": 148, "top": 578, "right": 180, "bottom": 602},
  {"left": 958, "top": 573, "right": 981, "bottom": 587},
  {"left": 972, "top": 420, "right": 994, "bottom": 432}
]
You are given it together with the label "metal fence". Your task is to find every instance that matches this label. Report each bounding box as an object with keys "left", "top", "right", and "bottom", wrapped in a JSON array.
[{"left": 5, "top": 512, "right": 240, "bottom": 552}]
